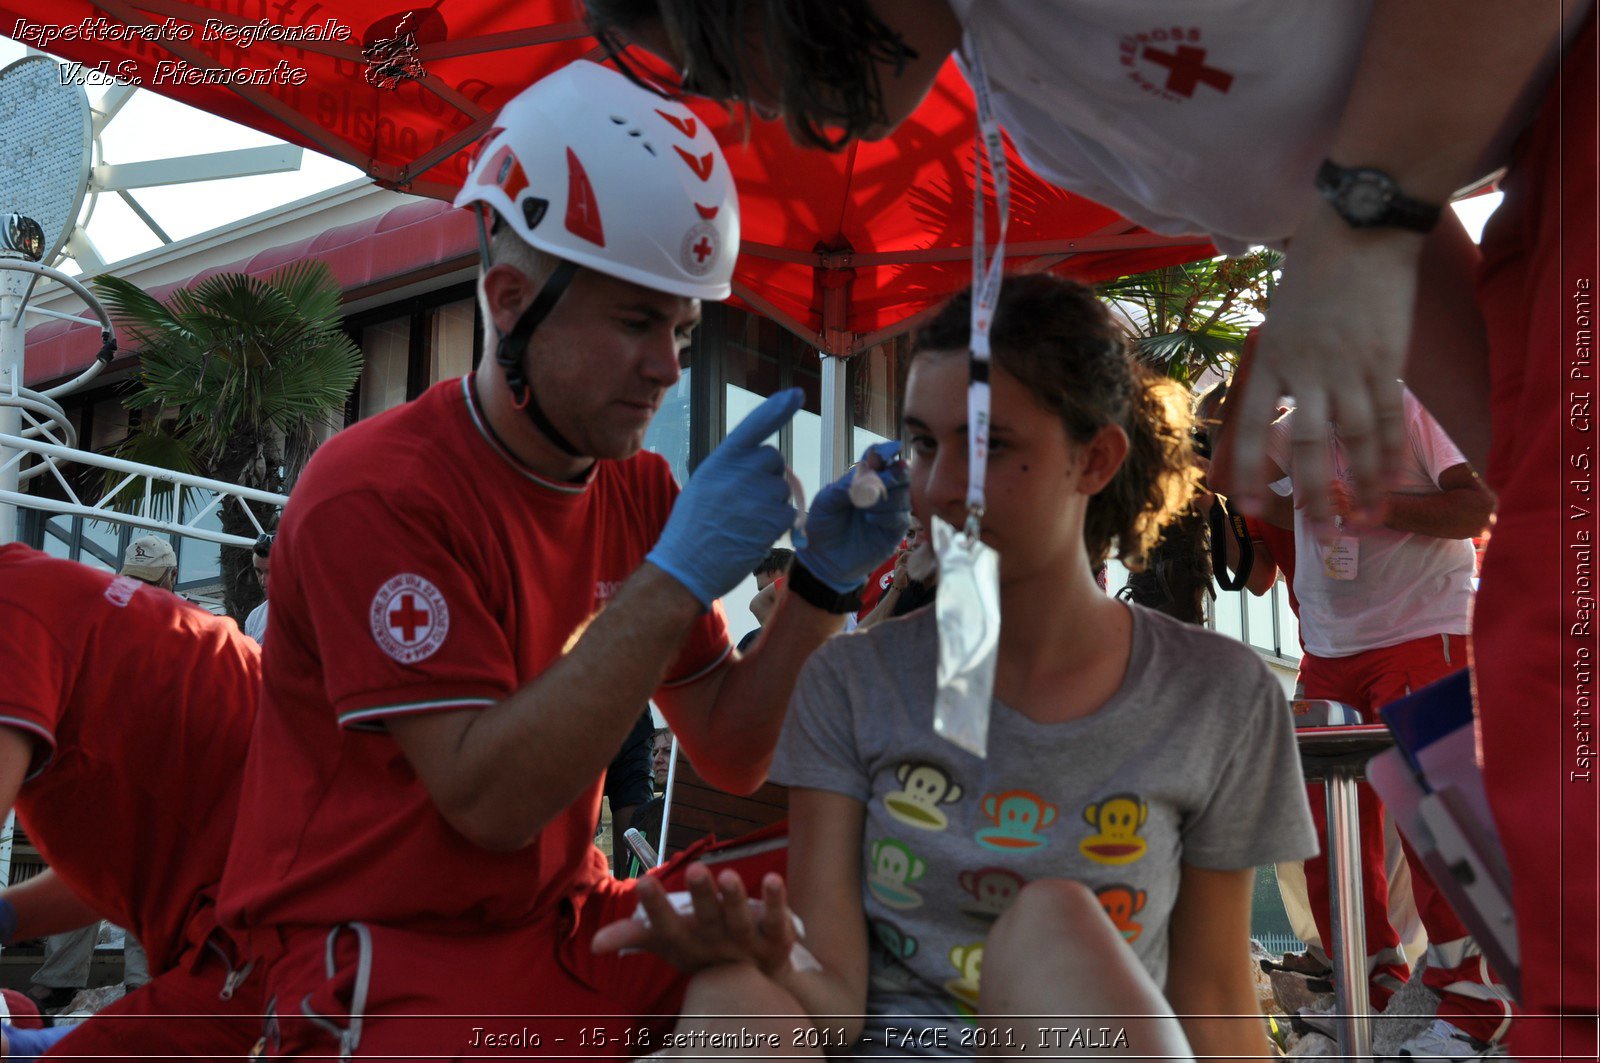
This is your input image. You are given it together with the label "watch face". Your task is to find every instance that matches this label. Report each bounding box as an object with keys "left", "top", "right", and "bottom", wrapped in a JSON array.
[{"left": 1344, "top": 174, "right": 1394, "bottom": 222}]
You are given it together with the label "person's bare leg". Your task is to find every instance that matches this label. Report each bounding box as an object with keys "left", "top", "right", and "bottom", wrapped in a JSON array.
[
  {"left": 979, "top": 879, "right": 1193, "bottom": 1061},
  {"left": 658, "top": 962, "right": 820, "bottom": 1062}
]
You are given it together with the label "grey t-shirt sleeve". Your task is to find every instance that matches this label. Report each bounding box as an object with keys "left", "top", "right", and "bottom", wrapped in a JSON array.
[
  {"left": 1179, "top": 659, "right": 1320, "bottom": 868},
  {"left": 769, "top": 640, "right": 872, "bottom": 802}
]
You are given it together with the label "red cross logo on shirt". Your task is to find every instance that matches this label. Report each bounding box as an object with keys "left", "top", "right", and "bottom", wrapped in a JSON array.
[
  {"left": 388, "top": 594, "right": 430, "bottom": 643},
  {"left": 1139, "top": 44, "right": 1233, "bottom": 97},
  {"left": 370, "top": 573, "right": 450, "bottom": 664}
]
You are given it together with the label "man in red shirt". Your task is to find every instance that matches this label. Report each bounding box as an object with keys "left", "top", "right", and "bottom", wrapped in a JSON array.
[
  {"left": 218, "top": 61, "right": 909, "bottom": 1059},
  {"left": 0, "top": 544, "right": 265, "bottom": 1060}
]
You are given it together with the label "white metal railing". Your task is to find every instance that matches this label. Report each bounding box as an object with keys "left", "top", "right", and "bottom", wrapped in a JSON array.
[{"left": 0, "top": 433, "right": 286, "bottom": 548}]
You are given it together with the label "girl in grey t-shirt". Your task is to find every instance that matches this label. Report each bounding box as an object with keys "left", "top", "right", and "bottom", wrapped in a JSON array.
[{"left": 767, "top": 276, "right": 1318, "bottom": 1058}]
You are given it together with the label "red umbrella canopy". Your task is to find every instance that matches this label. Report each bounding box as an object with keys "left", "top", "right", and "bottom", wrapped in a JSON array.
[{"left": 5, "top": 0, "right": 1211, "bottom": 349}]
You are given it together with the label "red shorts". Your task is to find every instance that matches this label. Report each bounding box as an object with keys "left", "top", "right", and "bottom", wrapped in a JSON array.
[
  {"left": 41, "top": 930, "right": 265, "bottom": 1062},
  {"left": 256, "top": 875, "right": 688, "bottom": 1060}
]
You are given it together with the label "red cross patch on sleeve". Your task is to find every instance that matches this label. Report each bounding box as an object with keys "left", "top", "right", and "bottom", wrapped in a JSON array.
[{"left": 369, "top": 573, "right": 451, "bottom": 663}]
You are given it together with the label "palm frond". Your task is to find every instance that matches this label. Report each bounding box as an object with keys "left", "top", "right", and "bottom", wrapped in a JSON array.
[
  {"left": 96, "top": 258, "right": 360, "bottom": 481},
  {"left": 1099, "top": 251, "right": 1281, "bottom": 383},
  {"left": 265, "top": 260, "right": 346, "bottom": 326}
]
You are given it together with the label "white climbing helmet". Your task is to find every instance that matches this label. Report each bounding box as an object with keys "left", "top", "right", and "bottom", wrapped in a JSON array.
[{"left": 454, "top": 59, "right": 739, "bottom": 301}]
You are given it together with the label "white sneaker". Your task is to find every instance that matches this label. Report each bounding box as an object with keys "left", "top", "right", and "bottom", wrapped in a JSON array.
[{"left": 1392, "top": 1019, "right": 1490, "bottom": 1061}]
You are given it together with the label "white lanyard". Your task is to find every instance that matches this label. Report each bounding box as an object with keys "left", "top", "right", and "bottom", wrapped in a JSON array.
[{"left": 964, "top": 39, "right": 1010, "bottom": 539}]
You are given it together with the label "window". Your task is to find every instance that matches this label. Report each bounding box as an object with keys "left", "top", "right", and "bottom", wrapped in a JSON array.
[
  {"left": 348, "top": 283, "right": 480, "bottom": 421},
  {"left": 359, "top": 318, "right": 412, "bottom": 419},
  {"left": 642, "top": 369, "right": 692, "bottom": 488},
  {"left": 176, "top": 493, "right": 224, "bottom": 586},
  {"left": 428, "top": 298, "right": 476, "bottom": 384}
]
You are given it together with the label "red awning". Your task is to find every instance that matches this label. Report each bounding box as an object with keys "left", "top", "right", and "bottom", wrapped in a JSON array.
[{"left": 23, "top": 198, "right": 475, "bottom": 385}]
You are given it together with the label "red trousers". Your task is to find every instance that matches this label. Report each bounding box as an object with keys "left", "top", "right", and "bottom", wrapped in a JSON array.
[
  {"left": 1474, "top": 11, "right": 1600, "bottom": 1060},
  {"left": 255, "top": 875, "right": 687, "bottom": 1060},
  {"left": 41, "top": 931, "right": 265, "bottom": 1062},
  {"left": 1300, "top": 635, "right": 1513, "bottom": 1043}
]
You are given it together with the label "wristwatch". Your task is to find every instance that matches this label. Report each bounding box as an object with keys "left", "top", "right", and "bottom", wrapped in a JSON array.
[
  {"left": 786, "top": 560, "right": 864, "bottom": 615},
  {"left": 1314, "top": 160, "right": 1443, "bottom": 233}
]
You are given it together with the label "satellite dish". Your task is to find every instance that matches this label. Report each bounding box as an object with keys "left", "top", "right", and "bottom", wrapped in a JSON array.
[{"left": 0, "top": 57, "right": 93, "bottom": 267}]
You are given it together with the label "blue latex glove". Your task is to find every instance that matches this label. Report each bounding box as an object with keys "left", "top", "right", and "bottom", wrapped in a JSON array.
[
  {"left": 796, "top": 441, "right": 912, "bottom": 592},
  {"left": 3, "top": 1022, "right": 75, "bottom": 1062},
  {"left": 648, "top": 389, "right": 803, "bottom": 607}
]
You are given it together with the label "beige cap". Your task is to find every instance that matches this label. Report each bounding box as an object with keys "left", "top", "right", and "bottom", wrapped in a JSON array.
[{"left": 121, "top": 534, "right": 177, "bottom": 582}]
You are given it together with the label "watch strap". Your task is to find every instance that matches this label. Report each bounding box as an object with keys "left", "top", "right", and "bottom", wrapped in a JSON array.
[
  {"left": 1315, "top": 159, "right": 1444, "bottom": 233},
  {"left": 787, "top": 560, "right": 864, "bottom": 614}
]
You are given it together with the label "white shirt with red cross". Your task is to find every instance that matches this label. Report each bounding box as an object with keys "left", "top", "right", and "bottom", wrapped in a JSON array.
[{"left": 949, "top": 0, "right": 1374, "bottom": 252}]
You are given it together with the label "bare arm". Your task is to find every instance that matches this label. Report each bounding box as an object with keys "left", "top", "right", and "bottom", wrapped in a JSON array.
[
  {"left": 1382, "top": 462, "right": 1495, "bottom": 539},
  {"left": 0, "top": 726, "right": 25, "bottom": 821},
  {"left": 657, "top": 587, "right": 846, "bottom": 795},
  {"left": 1242, "top": 535, "right": 1279, "bottom": 597},
  {"left": 387, "top": 564, "right": 709, "bottom": 852},
  {"left": 1165, "top": 865, "right": 1270, "bottom": 1062},
  {"left": 857, "top": 551, "right": 909, "bottom": 631},
  {"left": 1, "top": 869, "right": 103, "bottom": 940},
  {"left": 0, "top": 730, "right": 103, "bottom": 938},
  {"left": 390, "top": 565, "right": 844, "bottom": 850},
  {"left": 1403, "top": 214, "right": 1492, "bottom": 471},
  {"left": 773, "top": 787, "right": 871, "bottom": 1046}
]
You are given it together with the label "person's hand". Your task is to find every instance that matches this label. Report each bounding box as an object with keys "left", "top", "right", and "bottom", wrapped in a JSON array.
[
  {"left": 592, "top": 863, "right": 799, "bottom": 979},
  {"left": 647, "top": 390, "right": 803, "bottom": 606},
  {"left": 796, "top": 441, "right": 912, "bottom": 592},
  {"left": 889, "top": 547, "right": 911, "bottom": 593},
  {"left": 1219, "top": 208, "right": 1423, "bottom": 523}
]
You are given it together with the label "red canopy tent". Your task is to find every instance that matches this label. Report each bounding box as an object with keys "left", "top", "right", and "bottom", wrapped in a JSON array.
[
  {"left": 4, "top": 1, "right": 1219, "bottom": 854},
  {"left": 6, "top": 0, "right": 1212, "bottom": 357}
]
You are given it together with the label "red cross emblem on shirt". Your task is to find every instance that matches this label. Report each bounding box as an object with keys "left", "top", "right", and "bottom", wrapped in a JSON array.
[
  {"left": 1140, "top": 44, "right": 1233, "bottom": 97},
  {"left": 388, "top": 594, "right": 430, "bottom": 642},
  {"left": 370, "top": 573, "right": 450, "bottom": 663}
]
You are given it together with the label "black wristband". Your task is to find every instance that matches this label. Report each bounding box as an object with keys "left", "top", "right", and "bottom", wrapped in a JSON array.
[{"left": 787, "top": 560, "right": 864, "bottom": 614}]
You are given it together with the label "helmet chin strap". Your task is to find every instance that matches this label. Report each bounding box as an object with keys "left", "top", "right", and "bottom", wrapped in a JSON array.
[{"left": 495, "top": 259, "right": 583, "bottom": 457}]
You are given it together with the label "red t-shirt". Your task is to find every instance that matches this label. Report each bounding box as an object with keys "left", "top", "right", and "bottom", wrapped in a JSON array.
[
  {"left": 0, "top": 544, "right": 261, "bottom": 972},
  {"left": 856, "top": 553, "right": 899, "bottom": 620},
  {"left": 219, "top": 377, "right": 730, "bottom": 934},
  {"left": 1245, "top": 515, "right": 1300, "bottom": 621}
]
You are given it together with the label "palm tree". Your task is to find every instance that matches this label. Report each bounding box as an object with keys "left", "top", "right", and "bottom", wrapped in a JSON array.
[
  {"left": 92, "top": 260, "right": 362, "bottom": 620},
  {"left": 1097, "top": 249, "right": 1282, "bottom": 384}
]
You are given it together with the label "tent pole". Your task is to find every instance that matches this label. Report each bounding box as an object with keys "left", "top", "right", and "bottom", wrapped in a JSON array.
[
  {"left": 819, "top": 352, "right": 850, "bottom": 481},
  {"left": 818, "top": 257, "right": 855, "bottom": 480}
]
